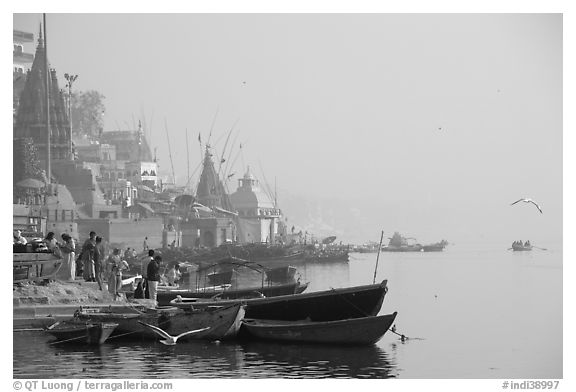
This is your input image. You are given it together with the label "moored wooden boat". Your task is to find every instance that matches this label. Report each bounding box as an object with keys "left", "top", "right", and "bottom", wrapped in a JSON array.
[
  {"left": 171, "top": 280, "right": 389, "bottom": 322},
  {"left": 164, "top": 303, "right": 245, "bottom": 340},
  {"left": 512, "top": 244, "right": 533, "bottom": 251},
  {"left": 75, "top": 305, "right": 179, "bottom": 339},
  {"left": 207, "top": 269, "right": 237, "bottom": 286},
  {"left": 156, "top": 280, "right": 309, "bottom": 306},
  {"left": 240, "top": 311, "right": 398, "bottom": 345},
  {"left": 265, "top": 265, "right": 297, "bottom": 283},
  {"left": 13, "top": 253, "right": 63, "bottom": 283},
  {"left": 44, "top": 320, "right": 118, "bottom": 345}
]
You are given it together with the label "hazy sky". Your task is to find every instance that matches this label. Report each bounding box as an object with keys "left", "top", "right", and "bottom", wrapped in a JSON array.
[{"left": 12, "top": 13, "right": 562, "bottom": 244}]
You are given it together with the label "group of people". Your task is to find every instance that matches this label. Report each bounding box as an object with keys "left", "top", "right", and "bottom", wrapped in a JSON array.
[
  {"left": 15, "top": 229, "right": 184, "bottom": 304},
  {"left": 134, "top": 249, "right": 182, "bottom": 303},
  {"left": 512, "top": 240, "right": 531, "bottom": 247}
]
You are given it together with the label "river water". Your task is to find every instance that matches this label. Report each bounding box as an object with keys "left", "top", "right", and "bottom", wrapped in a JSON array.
[{"left": 13, "top": 243, "right": 562, "bottom": 379}]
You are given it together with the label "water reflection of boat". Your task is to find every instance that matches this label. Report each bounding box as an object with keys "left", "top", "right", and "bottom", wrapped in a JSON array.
[
  {"left": 241, "top": 312, "right": 397, "bottom": 345},
  {"left": 172, "top": 280, "right": 389, "bottom": 322},
  {"left": 239, "top": 340, "right": 396, "bottom": 378},
  {"left": 44, "top": 320, "right": 118, "bottom": 345}
]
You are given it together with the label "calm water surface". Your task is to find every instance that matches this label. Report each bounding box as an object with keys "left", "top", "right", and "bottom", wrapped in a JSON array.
[{"left": 13, "top": 243, "right": 562, "bottom": 378}]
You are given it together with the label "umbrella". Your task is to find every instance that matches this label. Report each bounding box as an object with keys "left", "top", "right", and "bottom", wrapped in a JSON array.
[{"left": 16, "top": 178, "right": 46, "bottom": 189}]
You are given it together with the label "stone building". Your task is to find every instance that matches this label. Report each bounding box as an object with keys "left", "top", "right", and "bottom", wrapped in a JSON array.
[
  {"left": 230, "top": 167, "right": 282, "bottom": 244},
  {"left": 14, "top": 30, "right": 72, "bottom": 163}
]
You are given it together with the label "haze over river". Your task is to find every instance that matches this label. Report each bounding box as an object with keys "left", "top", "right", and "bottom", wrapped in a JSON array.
[{"left": 13, "top": 242, "right": 562, "bottom": 379}]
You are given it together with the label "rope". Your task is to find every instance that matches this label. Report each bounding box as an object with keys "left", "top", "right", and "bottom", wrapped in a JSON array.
[
  {"left": 388, "top": 325, "right": 408, "bottom": 341},
  {"left": 329, "top": 287, "right": 373, "bottom": 317}
]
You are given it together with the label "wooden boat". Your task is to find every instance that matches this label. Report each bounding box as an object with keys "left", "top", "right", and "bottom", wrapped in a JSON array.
[
  {"left": 164, "top": 303, "right": 245, "bottom": 340},
  {"left": 13, "top": 253, "right": 63, "bottom": 283},
  {"left": 207, "top": 269, "right": 237, "bottom": 286},
  {"left": 264, "top": 266, "right": 297, "bottom": 283},
  {"left": 304, "top": 250, "right": 349, "bottom": 262},
  {"left": 422, "top": 240, "right": 448, "bottom": 252},
  {"left": 44, "top": 320, "right": 118, "bottom": 345},
  {"left": 156, "top": 280, "right": 309, "bottom": 306},
  {"left": 75, "top": 305, "right": 179, "bottom": 339},
  {"left": 240, "top": 312, "right": 398, "bottom": 345},
  {"left": 171, "top": 280, "right": 389, "bottom": 322},
  {"left": 512, "top": 243, "right": 533, "bottom": 251}
]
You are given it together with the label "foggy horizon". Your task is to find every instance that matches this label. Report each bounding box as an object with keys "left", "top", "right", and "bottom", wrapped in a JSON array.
[{"left": 12, "top": 13, "right": 562, "bottom": 245}]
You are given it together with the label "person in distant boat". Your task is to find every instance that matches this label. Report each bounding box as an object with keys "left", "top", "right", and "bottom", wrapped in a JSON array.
[
  {"left": 13, "top": 230, "right": 27, "bottom": 245},
  {"left": 525, "top": 240, "right": 531, "bottom": 247},
  {"left": 94, "top": 236, "right": 105, "bottom": 290},
  {"left": 81, "top": 231, "right": 97, "bottom": 282},
  {"left": 60, "top": 234, "right": 76, "bottom": 280},
  {"left": 147, "top": 255, "right": 162, "bottom": 304}
]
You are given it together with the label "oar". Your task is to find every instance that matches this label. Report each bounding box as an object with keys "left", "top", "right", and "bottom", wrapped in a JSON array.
[{"left": 532, "top": 246, "right": 548, "bottom": 251}]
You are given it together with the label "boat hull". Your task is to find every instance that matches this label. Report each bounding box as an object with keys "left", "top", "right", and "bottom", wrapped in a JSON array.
[
  {"left": 163, "top": 304, "right": 245, "bottom": 340},
  {"left": 265, "top": 266, "right": 297, "bottom": 284},
  {"left": 156, "top": 281, "right": 308, "bottom": 306},
  {"left": 172, "top": 280, "right": 388, "bottom": 322},
  {"left": 241, "top": 312, "right": 398, "bottom": 345},
  {"left": 45, "top": 321, "right": 118, "bottom": 345},
  {"left": 76, "top": 306, "right": 179, "bottom": 339},
  {"left": 512, "top": 245, "right": 533, "bottom": 251},
  {"left": 13, "top": 253, "right": 63, "bottom": 283}
]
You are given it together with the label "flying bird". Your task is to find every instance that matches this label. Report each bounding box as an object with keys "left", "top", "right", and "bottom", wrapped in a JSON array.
[
  {"left": 510, "top": 198, "right": 543, "bottom": 213},
  {"left": 138, "top": 321, "right": 210, "bottom": 345}
]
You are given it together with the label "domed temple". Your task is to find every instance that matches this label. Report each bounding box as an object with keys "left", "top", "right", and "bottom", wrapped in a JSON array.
[{"left": 230, "top": 167, "right": 282, "bottom": 244}]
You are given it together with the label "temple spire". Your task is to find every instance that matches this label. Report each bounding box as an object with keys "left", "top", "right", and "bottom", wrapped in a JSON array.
[{"left": 38, "top": 22, "right": 43, "bottom": 47}]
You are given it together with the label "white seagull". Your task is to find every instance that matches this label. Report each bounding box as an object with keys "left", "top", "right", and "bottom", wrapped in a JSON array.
[
  {"left": 510, "top": 198, "right": 543, "bottom": 214},
  {"left": 138, "top": 321, "right": 210, "bottom": 345}
]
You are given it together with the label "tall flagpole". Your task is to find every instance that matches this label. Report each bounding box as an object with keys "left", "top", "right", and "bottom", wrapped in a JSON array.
[{"left": 43, "top": 13, "right": 51, "bottom": 183}]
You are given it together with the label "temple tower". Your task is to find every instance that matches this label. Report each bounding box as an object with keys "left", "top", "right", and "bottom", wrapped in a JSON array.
[{"left": 14, "top": 28, "right": 72, "bottom": 167}]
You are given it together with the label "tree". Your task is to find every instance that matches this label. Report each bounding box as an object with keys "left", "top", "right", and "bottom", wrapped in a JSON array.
[{"left": 71, "top": 90, "right": 105, "bottom": 137}]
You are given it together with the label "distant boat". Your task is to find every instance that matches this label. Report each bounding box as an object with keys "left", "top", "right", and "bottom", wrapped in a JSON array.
[
  {"left": 512, "top": 242, "right": 533, "bottom": 252},
  {"left": 422, "top": 240, "right": 449, "bottom": 252},
  {"left": 264, "top": 265, "right": 297, "bottom": 283},
  {"left": 304, "top": 249, "right": 349, "bottom": 262},
  {"left": 44, "top": 320, "right": 118, "bottom": 345},
  {"left": 381, "top": 232, "right": 423, "bottom": 252},
  {"left": 171, "top": 280, "right": 389, "bottom": 322},
  {"left": 240, "top": 312, "right": 398, "bottom": 345}
]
